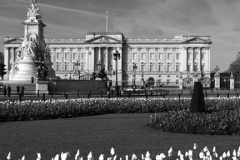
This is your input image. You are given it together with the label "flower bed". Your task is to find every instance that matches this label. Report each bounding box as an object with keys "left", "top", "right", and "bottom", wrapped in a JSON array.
[{"left": 0, "top": 97, "right": 240, "bottom": 124}]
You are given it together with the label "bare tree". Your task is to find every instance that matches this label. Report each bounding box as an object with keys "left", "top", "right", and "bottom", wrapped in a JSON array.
[{"left": 227, "top": 52, "right": 240, "bottom": 73}]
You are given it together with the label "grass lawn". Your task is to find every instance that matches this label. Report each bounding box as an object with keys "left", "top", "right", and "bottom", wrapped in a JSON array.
[{"left": 1, "top": 113, "right": 240, "bottom": 160}]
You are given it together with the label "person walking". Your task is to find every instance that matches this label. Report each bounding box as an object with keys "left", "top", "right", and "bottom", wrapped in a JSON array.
[
  {"left": 16, "top": 85, "right": 20, "bottom": 95},
  {"left": 7, "top": 85, "right": 11, "bottom": 97},
  {"left": 0, "top": 83, "right": 3, "bottom": 92},
  {"left": 31, "top": 76, "right": 34, "bottom": 84},
  {"left": 3, "top": 86, "right": 7, "bottom": 97},
  {"left": 21, "top": 86, "right": 25, "bottom": 97}
]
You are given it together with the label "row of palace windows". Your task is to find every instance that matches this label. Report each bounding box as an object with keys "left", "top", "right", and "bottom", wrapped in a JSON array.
[
  {"left": 133, "top": 52, "right": 181, "bottom": 60},
  {"left": 56, "top": 52, "right": 85, "bottom": 60},
  {"left": 132, "top": 52, "right": 206, "bottom": 60},
  {"left": 188, "top": 52, "right": 206, "bottom": 60},
  {"left": 55, "top": 63, "right": 85, "bottom": 71},
  {"left": 130, "top": 64, "right": 205, "bottom": 72}
]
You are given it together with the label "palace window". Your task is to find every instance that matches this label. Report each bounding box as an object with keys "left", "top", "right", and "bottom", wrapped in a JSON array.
[
  {"left": 201, "top": 52, "right": 205, "bottom": 59},
  {"left": 167, "top": 53, "right": 172, "bottom": 60},
  {"left": 56, "top": 63, "right": 60, "bottom": 70},
  {"left": 188, "top": 52, "right": 191, "bottom": 60},
  {"left": 65, "top": 53, "right": 69, "bottom": 60},
  {"left": 176, "top": 79, "right": 179, "bottom": 85},
  {"left": 133, "top": 53, "right": 137, "bottom": 60},
  {"left": 176, "top": 64, "right": 180, "bottom": 72},
  {"left": 73, "top": 52, "right": 77, "bottom": 60},
  {"left": 81, "top": 53, "right": 85, "bottom": 60},
  {"left": 159, "top": 53, "right": 163, "bottom": 59},
  {"left": 57, "top": 53, "right": 61, "bottom": 60},
  {"left": 141, "top": 53, "right": 146, "bottom": 59},
  {"left": 176, "top": 53, "right": 180, "bottom": 60},
  {"left": 65, "top": 63, "right": 69, "bottom": 70},
  {"left": 150, "top": 64, "right": 154, "bottom": 72},
  {"left": 158, "top": 64, "right": 163, "bottom": 71},
  {"left": 201, "top": 64, "right": 205, "bottom": 71},
  {"left": 141, "top": 64, "right": 145, "bottom": 71},
  {"left": 81, "top": 64, "right": 85, "bottom": 71},
  {"left": 167, "top": 64, "right": 171, "bottom": 72},
  {"left": 194, "top": 64, "right": 198, "bottom": 71},
  {"left": 150, "top": 53, "right": 154, "bottom": 60},
  {"left": 167, "top": 79, "right": 170, "bottom": 85},
  {"left": 194, "top": 52, "right": 198, "bottom": 60},
  {"left": 187, "top": 64, "right": 191, "bottom": 71}
]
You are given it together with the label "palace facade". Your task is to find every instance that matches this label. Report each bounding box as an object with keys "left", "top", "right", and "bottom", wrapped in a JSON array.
[{"left": 3, "top": 32, "right": 212, "bottom": 86}]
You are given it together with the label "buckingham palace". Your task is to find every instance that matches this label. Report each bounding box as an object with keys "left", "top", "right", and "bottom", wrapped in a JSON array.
[{"left": 4, "top": 32, "right": 212, "bottom": 86}]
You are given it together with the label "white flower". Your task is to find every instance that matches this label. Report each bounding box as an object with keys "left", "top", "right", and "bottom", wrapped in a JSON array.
[
  {"left": 159, "top": 153, "right": 166, "bottom": 159},
  {"left": 6, "top": 152, "right": 11, "bottom": 160},
  {"left": 131, "top": 154, "right": 137, "bottom": 160},
  {"left": 206, "top": 151, "right": 211, "bottom": 156},
  {"left": 213, "top": 147, "right": 216, "bottom": 153},
  {"left": 36, "top": 153, "right": 41, "bottom": 160},
  {"left": 168, "top": 147, "right": 173, "bottom": 156},
  {"left": 113, "top": 155, "right": 117, "bottom": 160},
  {"left": 126, "top": 155, "right": 129, "bottom": 160},
  {"left": 75, "top": 150, "right": 80, "bottom": 160},
  {"left": 219, "top": 156, "right": 223, "bottom": 160},
  {"left": 233, "top": 150, "right": 236, "bottom": 157},
  {"left": 185, "top": 152, "right": 188, "bottom": 157},
  {"left": 188, "top": 150, "right": 193, "bottom": 156},
  {"left": 54, "top": 154, "right": 59, "bottom": 160},
  {"left": 232, "top": 157, "right": 237, "bottom": 160},
  {"left": 199, "top": 152, "right": 204, "bottom": 159},
  {"left": 156, "top": 155, "right": 161, "bottom": 160},
  {"left": 194, "top": 143, "right": 198, "bottom": 150},
  {"left": 204, "top": 147, "right": 209, "bottom": 153},
  {"left": 178, "top": 150, "right": 182, "bottom": 156},
  {"left": 99, "top": 154, "right": 104, "bottom": 160},
  {"left": 111, "top": 148, "right": 115, "bottom": 156},
  {"left": 21, "top": 155, "right": 25, "bottom": 160},
  {"left": 222, "top": 152, "right": 226, "bottom": 158},
  {"left": 88, "top": 152, "right": 93, "bottom": 159},
  {"left": 61, "top": 152, "right": 70, "bottom": 160},
  {"left": 142, "top": 154, "right": 144, "bottom": 160},
  {"left": 179, "top": 154, "right": 184, "bottom": 160},
  {"left": 227, "top": 151, "right": 230, "bottom": 157}
]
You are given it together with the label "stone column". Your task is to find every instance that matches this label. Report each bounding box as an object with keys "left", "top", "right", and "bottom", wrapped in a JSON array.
[
  {"left": 137, "top": 47, "right": 141, "bottom": 71},
  {"left": 155, "top": 48, "right": 158, "bottom": 71},
  {"left": 118, "top": 47, "right": 122, "bottom": 71},
  {"left": 98, "top": 47, "right": 101, "bottom": 62},
  {"left": 146, "top": 47, "right": 149, "bottom": 72},
  {"left": 85, "top": 47, "right": 89, "bottom": 71},
  {"left": 69, "top": 48, "right": 73, "bottom": 70},
  {"left": 105, "top": 47, "right": 108, "bottom": 71},
  {"left": 172, "top": 48, "right": 176, "bottom": 72},
  {"left": 88, "top": 47, "right": 94, "bottom": 72},
  {"left": 199, "top": 48, "right": 202, "bottom": 72},
  {"left": 163, "top": 48, "right": 167, "bottom": 71},
  {"left": 61, "top": 47, "right": 65, "bottom": 70},
  {"left": 4, "top": 47, "right": 10, "bottom": 80},
  {"left": 192, "top": 48, "right": 195, "bottom": 71},
  {"left": 186, "top": 47, "right": 189, "bottom": 72}
]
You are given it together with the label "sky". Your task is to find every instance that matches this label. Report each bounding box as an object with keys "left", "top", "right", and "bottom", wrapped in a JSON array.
[{"left": 1, "top": 0, "right": 240, "bottom": 71}]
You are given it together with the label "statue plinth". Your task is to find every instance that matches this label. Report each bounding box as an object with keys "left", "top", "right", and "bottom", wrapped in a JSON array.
[{"left": 12, "top": 56, "right": 37, "bottom": 81}]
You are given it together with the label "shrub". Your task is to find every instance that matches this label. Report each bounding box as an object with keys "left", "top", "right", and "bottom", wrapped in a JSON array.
[{"left": 190, "top": 82, "right": 206, "bottom": 113}]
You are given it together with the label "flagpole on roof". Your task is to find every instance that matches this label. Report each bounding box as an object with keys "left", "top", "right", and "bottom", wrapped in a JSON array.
[{"left": 106, "top": 11, "right": 108, "bottom": 32}]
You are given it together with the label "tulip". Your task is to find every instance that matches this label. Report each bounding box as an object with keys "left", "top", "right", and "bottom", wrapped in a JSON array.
[
  {"left": 232, "top": 157, "right": 237, "bottom": 160},
  {"left": 131, "top": 154, "right": 137, "bottom": 160},
  {"left": 142, "top": 154, "right": 145, "bottom": 160},
  {"left": 178, "top": 150, "right": 182, "bottom": 157},
  {"left": 219, "top": 156, "right": 223, "bottom": 160},
  {"left": 6, "top": 152, "right": 11, "bottom": 160},
  {"left": 160, "top": 153, "right": 166, "bottom": 160},
  {"left": 179, "top": 154, "right": 184, "bottom": 160},
  {"left": 204, "top": 147, "right": 209, "bottom": 152},
  {"left": 113, "top": 155, "right": 117, "bottom": 160},
  {"left": 232, "top": 150, "right": 236, "bottom": 157},
  {"left": 61, "top": 152, "right": 70, "bottom": 160},
  {"left": 156, "top": 155, "right": 161, "bottom": 160},
  {"left": 223, "top": 152, "right": 227, "bottom": 158},
  {"left": 194, "top": 143, "right": 198, "bottom": 150},
  {"left": 185, "top": 152, "right": 189, "bottom": 157},
  {"left": 36, "top": 153, "right": 41, "bottom": 160},
  {"left": 99, "top": 154, "right": 104, "bottom": 160},
  {"left": 126, "top": 155, "right": 129, "bottom": 160},
  {"left": 111, "top": 148, "right": 115, "bottom": 156},
  {"left": 227, "top": 151, "right": 230, "bottom": 157},
  {"left": 54, "top": 154, "right": 59, "bottom": 160},
  {"left": 75, "top": 150, "right": 80, "bottom": 160},
  {"left": 213, "top": 147, "right": 216, "bottom": 153},
  {"left": 88, "top": 152, "right": 93, "bottom": 160},
  {"left": 199, "top": 152, "right": 204, "bottom": 159},
  {"left": 21, "top": 155, "right": 25, "bottom": 160}
]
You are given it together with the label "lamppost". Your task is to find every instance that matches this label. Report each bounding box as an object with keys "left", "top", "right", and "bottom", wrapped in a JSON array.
[
  {"left": 133, "top": 63, "right": 137, "bottom": 87},
  {"left": 113, "top": 48, "right": 121, "bottom": 96},
  {"left": 97, "top": 60, "right": 102, "bottom": 72},
  {"left": 74, "top": 61, "right": 80, "bottom": 80}
]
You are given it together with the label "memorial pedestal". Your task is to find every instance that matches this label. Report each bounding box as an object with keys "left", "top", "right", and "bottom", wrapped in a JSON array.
[{"left": 36, "top": 81, "right": 49, "bottom": 94}]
